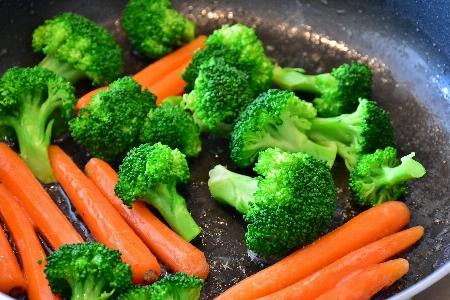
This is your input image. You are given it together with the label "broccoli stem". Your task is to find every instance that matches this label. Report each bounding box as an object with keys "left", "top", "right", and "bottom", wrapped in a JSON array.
[
  {"left": 272, "top": 65, "right": 337, "bottom": 93},
  {"left": 71, "top": 274, "right": 114, "bottom": 300},
  {"left": 145, "top": 182, "right": 201, "bottom": 242},
  {"left": 39, "top": 55, "right": 87, "bottom": 84},
  {"left": 208, "top": 165, "right": 259, "bottom": 214},
  {"left": 373, "top": 153, "right": 426, "bottom": 188}
]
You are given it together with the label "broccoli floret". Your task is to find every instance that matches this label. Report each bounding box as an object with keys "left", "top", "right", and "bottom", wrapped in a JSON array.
[
  {"left": 182, "top": 23, "right": 273, "bottom": 96},
  {"left": 117, "top": 273, "right": 204, "bottom": 300},
  {"left": 69, "top": 76, "right": 157, "bottom": 162},
  {"left": 208, "top": 148, "right": 336, "bottom": 257},
  {"left": 32, "top": 12, "right": 124, "bottom": 86},
  {"left": 272, "top": 61, "right": 372, "bottom": 117},
  {"left": 44, "top": 242, "right": 133, "bottom": 300},
  {"left": 230, "top": 89, "right": 337, "bottom": 168},
  {"left": 139, "top": 99, "right": 202, "bottom": 158},
  {"left": 181, "top": 58, "right": 255, "bottom": 135},
  {"left": 306, "top": 98, "right": 396, "bottom": 172},
  {"left": 349, "top": 147, "right": 426, "bottom": 207},
  {"left": 122, "top": 0, "right": 196, "bottom": 60},
  {"left": 0, "top": 66, "right": 77, "bottom": 183},
  {"left": 115, "top": 142, "right": 201, "bottom": 241}
]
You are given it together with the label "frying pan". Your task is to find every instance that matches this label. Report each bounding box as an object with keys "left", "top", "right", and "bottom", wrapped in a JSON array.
[{"left": 1, "top": 0, "right": 450, "bottom": 299}]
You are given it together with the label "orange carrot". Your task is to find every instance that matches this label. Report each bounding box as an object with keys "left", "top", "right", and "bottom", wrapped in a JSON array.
[
  {"left": 0, "top": 183, "right": 61, "bottom": 300},
  {"left": 0, "top": 143, "right": 83, "bottom": 249},
  {"left": 257, "top": 226, "right": 424, "bottom": 300},
  {"left": 48, "top": 145, "right": 160, "bottom": 285},
  {"left": 0, "top": 225, "right": 27, "bottom": 298},
  {"left": 75, "top": 35, "right": 207, "bottom": 112},
  {"left": 84, "top": 157, "right": 209, "bottom": 279},
  {"left": 151, "top": 60, "right": 190, "bottom": 105},
  {"left": 215, "top": 201, "right": 411, "bottom": 300},
  {"left": 314, "top": 258, "right": 410, "bottom": 300}
]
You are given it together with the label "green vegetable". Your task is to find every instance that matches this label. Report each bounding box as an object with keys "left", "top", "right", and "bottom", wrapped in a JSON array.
[
  {"left": 208, "top": 148, "right": 336, "bottom": 257},
  {"left": 69, "top": 76, "right": 157, "bottom": 162},
  {"left": 306, "top": 98, "right": 396, "bottom": 172},
  {"left": 44, "top": 242, "right": 133, "bottom": 300},
  {"left": 182, "top": 23, "right": 273, "bottom": 96},
  {"left": 115, "top": 142, "right": 201, "bottom": 241},
  {"left": 349, "top": 146, "right": 426, "bottom": 207},
  {"left": 32, "top": 12, "right": 124, "bottom": 86},
  {"left": 122, "top": 0, "right": 196, "bottom": 59},
  {"left": 117, "top": 272, "right": 204, "bottom": 300},
  {"left": 0, "top": 66, "right": 77, "bottom": 183},
  {"left": 272, "top": 61, "right": 372, "bottom": 117},
  {"left": 181, "top": 58, "right": 255, "bottom": 135},
  {"left": 230, "top": 89, "right": 337, "bottom": 168}
]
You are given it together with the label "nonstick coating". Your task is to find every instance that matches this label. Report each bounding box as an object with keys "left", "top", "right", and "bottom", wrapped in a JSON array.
[{"left": 1, "top": 1, "right": 450, "bottom": 299}]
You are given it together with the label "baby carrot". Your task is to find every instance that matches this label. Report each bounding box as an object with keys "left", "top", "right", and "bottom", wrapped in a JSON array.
[
  {"left": 314, "top": 258, "right": 410, "bottom": 300},
  {"left": 0, "top": 183, "right": 61, "bottom": 300},
  {"left": 75, "top": 35, "right": 207, "bottom": 112},
  {"left": 0, "top": 143, "right": 83, "bottom": 249},
  {"left": 0, "top": 226, "right": 27, "bottom": 298},
  {"left": 215, "top": 201, "right": 411, "bottom": 300},
  {"left": 84, "top": 157, "right": 209, "bottom": 279},
  {"left": 48, "top": 145, "right": 160, "bottom": 285},
  {"left": 257, "top": 226, "right": 424, "bottom": 300},
  {"left": 151, "top": 60, "right": 190, "bottom": 105}
]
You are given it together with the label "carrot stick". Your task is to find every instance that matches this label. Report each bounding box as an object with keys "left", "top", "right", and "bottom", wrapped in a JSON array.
[
  {"left": 151, "top": 60, "right": 190, "bottom": 105},
  {"left": 0, "top": 183, "right": 61, "bottom": 300},
  {"left": 314, "top": 258, "right": 410, "bottom": 300},
  {"left": 0, "top": 226, "right": 27, "bottom": 298},
  {"left": 84, "top": 157, "right": 209, "bottom": 279},
  {"left": 0, "top": 143, "right": 83, "bottom": 249},
  {"left": 257, "top": 226, "right": 424, "bottom": 300},
  {"left": 75, "top": 35, "right": 207, "bottom": 112},
  {"left": 215, "top": 201, "right": 411, "bottom": 300},
  {"left": 48, "top": 145, "right": 161, "bottom": 285}
]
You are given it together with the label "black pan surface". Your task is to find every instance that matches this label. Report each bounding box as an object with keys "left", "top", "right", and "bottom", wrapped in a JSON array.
[{"left": 1, "top": 1, "right": 450, "bottom": 299}]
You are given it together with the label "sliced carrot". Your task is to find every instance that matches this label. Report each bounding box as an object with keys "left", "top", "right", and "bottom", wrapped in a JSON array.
[
  {"left": 84, "top": 157, "right": 209, "bottom": 279},
  {"left": 0, "top": 225, "right": 27, "bottom": 298},
  {"left": 151, "top": 60, "right": 190, "bottom": 105},
  {"left": 0, "top": 183, "right": 61, "bottom": 300},
  {"left": 215, "top": 201, "right": 411, "bottom": 300},
  {"left": 75, "top": 35, "right": 207, "bottom": 112},
  {"left": 314, "top": 258, "right": 410, "bottom": 300},
  {"left": 48, "top": 145, "right": 160, "bottom": 285},
  {"left": 0, "top": 143, "right": 83, "bottom": 249},
  {"left": 257, "top": 226, "right": 424, "bottom": 300}
]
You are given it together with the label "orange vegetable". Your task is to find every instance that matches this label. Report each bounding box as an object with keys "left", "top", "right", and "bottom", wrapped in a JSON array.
[
  {"left": 75, "top": 35, "right": 207, "bottom": 112},
  {"left": 151, "top": 60, "right": 190, "bottom": 105},
  {"left": 257, "top": 226, "right": 424, "bottom": 300},
  {"left": 84, "top": 157, "right": 209, "bottom": 279},
  {"left": 215, "top": 201, "right": 411, "bottom": 300},
  {"left": 314, "top": 258, "right": 410, "bottom": 300},
  {"left": 0, "top": 183, "right": 61, "bottom": 300},
  {"left": 0, "top": 143, "right": 83, "bottom": 249},
  {"left": 48, "top": 145, "right": 161, "bottom": 285},
  {"left": 0, "top": 225, "right": 27, "bottom": 298}
]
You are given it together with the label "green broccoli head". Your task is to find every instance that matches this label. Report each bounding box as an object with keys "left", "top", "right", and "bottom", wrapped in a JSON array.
[
  {"left": 115, "top": 142, "right": 201, "bottom": 241},
  {"left": 181, "top": 58, "right": 255, "bottom": 135},
  {"left": 307, "top": 98, "right": 396, "bottom": 172},
  {"left": 32, "top": 12, "right": 124, "bottom": 86},
  {"left": 139, "top": 100, "right": 202, "bottom": 158},
  {"left": 272, "top": 61, "right": 372, "bottom": 117},
  {"left": 0, "top": 66, "right": 77, "bottom": 183},
  {"left": 69, "top": 76, "right": 156, "bottom": 162},
  {"left": 208, "top": 148, "right": 336, "bottom": 257},
  {"left": 44, "top": 242, "right": 133, "bottom": 300},
  {"left": 349, "top": 146, "right": 426, "bottom": 207},
  {"left": 122, "top": 0, "right": 196, "bottom": 59},
  {"left": 230, "top": 89, "right": 337, "bottom": 168},
  {"left": 117, "top": 273, "right": 204, "bottom": 300},
  {"left": 182, "top": 23, "right": 273, "bottom": 95}
]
